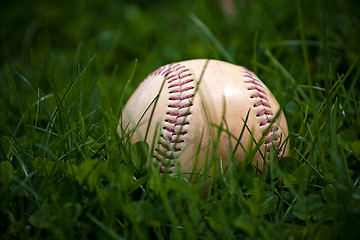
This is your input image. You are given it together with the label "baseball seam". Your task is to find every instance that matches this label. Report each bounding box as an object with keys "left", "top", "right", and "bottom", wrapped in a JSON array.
[
  {"left": 147, "top": 64, "right": 171, "bottom": 78},
  {"left": 241, "top": 67, "right": 282, "bottom": 153},
  {"left": 153, "top": 63, "right": 195, "bottom": 173},
  {"left": 149, "top": 64, "right": 282, "bottom": 172}
]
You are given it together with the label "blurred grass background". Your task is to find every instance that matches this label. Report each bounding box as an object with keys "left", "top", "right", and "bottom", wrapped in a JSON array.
[{"left": 1, "top": 0, "right": 360, "bottom": 239}]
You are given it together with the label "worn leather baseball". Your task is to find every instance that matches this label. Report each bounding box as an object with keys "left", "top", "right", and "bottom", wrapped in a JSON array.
[{"left": 120, "top": 59, "right": 289, "bottom": 177}]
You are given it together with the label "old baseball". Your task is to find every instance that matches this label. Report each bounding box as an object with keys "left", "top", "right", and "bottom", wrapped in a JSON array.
[{"left": 120, "top": 59, "right": 289, "bottom": 177}]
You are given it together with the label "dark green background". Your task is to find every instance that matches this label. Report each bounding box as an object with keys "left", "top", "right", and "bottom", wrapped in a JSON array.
[{"left": 1, "top": 0, "right": 360, "bottom": 239}]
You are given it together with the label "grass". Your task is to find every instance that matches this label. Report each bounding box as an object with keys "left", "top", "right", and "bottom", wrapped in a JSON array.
[{"left": 1, "top": 0, "right": 360, "bottom": 239}]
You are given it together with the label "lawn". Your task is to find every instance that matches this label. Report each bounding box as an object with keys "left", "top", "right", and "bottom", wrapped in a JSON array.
[{"left": 1, "top": 0, "right": 360, "bottom": 239}]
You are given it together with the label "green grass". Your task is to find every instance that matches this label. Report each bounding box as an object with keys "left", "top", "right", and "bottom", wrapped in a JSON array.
[{"left": 1, "top": 0, "right": 360, "bottom": 239}]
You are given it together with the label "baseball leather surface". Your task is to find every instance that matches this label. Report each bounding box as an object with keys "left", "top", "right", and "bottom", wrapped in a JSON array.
[{"left": 120, "top": 59, "right": 289, "bottom": 177}]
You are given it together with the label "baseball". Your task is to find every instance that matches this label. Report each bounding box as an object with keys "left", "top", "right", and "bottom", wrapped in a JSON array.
[{"left": 120, "top": 59, "right": 289, "bottom": 178}]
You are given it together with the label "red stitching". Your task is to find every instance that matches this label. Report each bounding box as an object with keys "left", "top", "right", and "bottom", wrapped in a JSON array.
[
  {"left": 265, "top": 135, "right": 280, "bottom": 144},
  {"left": 245, "top": 79, "right": 263, "bottom": 87},
  {"left": 160, "top": 142, "right": 181, "bottom": 152},
  {"left": 269, "top": 127, "right": 279, "bottom": 132},
  {"left": 169, "top": 86, "right": 194, "bottom": 93},
  {"left": 259, "top": 118, "right": 272, "bottom": 126},
  {"left": 168, "top": 103, "right": 193, "bottom": 109},
  {"left": 154, "top": 149, "right": 175, "bottom": 159},
  {"left": 242, "top": 67, "right": 282, "bottom": 153},
  {"left": 250, "top": 93, "right": 268, "bottom": 100},
  {"left": 147, "top": 64, "right": 170, "bottom": 77},
  {"left": 256, "top": 109, "right": 273, "bottom": 117},
  {"left": 247, "top": 86, "right": 266, "bottom": 94},
  {"left": 153, "top": 153, "right": 176, "bottom": 173},
  {"left": 165, "top": 119, "right": 190, "bottom": 126},
  {"left": 167, "top": 74, "right": 178, "bottom": 81},
  {"left": 253, "top": 101, "right": 271, "bottom": 108},
  {"left": 153, "top": 63, "right": 195, "bottom": 170},
  {"left": 169, "top": 94, "right": 194, "bottom": 101},
  {"left": 163, "top": 126, "right": 187, "bottom": 135},
  {"left": 166, "top": 111, "right": 191, "bottom": 117},
  {"left": 160, "top": 134, "right": 184, "bottom": 143},
  {"left": 177, "top": 69, "right": 189, "bottom": 75},
  {"left": 169, "top": 79, "right": 193, "bottom": 88},
  {"left": 173, "top": 64, "right": 184, "bottom": 71}
]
